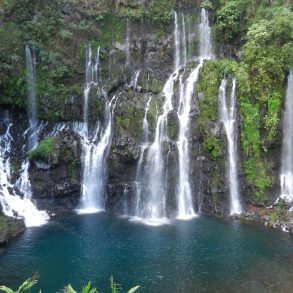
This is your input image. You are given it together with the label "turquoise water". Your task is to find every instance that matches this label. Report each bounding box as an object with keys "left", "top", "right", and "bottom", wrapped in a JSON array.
[{"left": 0, "top": 213, "right": 293, "bottom": 293}]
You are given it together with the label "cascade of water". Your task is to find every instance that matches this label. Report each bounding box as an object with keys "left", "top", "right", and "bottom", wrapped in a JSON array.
[
  {"left": 16, "top": 120, "right": 47, "bottom": 203},
  {"left": 219, "top": 79, "right": 242, "bottom": 215},
  {"left": 83, "top": 46, "right": 100, "bottom": 134},
  {"left": 175, "top": 8, "right": 213, "bottom": 219},
  {"left": 174, "top": 12, "right": 181, "bottom": 70},
  {"left": 122, "top": 187, "right": 129, "bottom": 216},
  {"left": 130, "top": 70, "right": 141, "bottom": 90},
  {"left": 279, "top": 70, "right": 293, "bottom": 205},
  {"left": 181, "top": 12, "right": 187, "bottom": 66},
  {"left": 132, "top": 9, "right": 213, "bottom": 223},
  {"left": 25, "top": 45, "right": 39, "bottom": 151},
  {"left": 76, "top": 93, "right": 117, "bottom": 213},
  {"left": 176, "top": 61, "right": 203, "bottom": 219},
  {"left": 1, "top": 46, "right": 50, "bottom": 226},
  {"left": 76, "top": 47, "right": 117, "bottom": 213},
  {"left": 134, "top": 96, "right": 152, "bottom": 217},
  {"left": 174, "top": 11, "right": 198, "bottom": 68},
  {"left": 199, "top": 9, "right": 213, "bottom": 59},
  {"left": 125, "top": 19, "right": 131, "bottom": 66},
  {"left": 135, "top": 71, "right": 179, "bottom": 225},
  {"left": 0, "top": 121, "right": 48, "bottom": 227}
]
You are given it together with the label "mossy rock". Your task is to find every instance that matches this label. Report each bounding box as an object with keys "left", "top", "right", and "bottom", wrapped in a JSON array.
[{"left": 28, "top": 137, "right": 59, "bottom": 164}]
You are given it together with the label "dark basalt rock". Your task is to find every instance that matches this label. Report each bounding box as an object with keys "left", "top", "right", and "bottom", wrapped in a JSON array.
[
  {"left": 0, "top": 215, "right": 25, "bottom": 247},
  {"left": 29, "top": 130, "right": 82, "bottom": 214}
]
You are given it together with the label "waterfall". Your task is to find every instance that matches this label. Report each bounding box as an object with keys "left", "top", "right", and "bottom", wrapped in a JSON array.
[
  {"left": 279, "top": 70, "right": 293, "bottom": 205},
  {"left": 134, "top": 96, "right": 152, "bottom": 217},
  {"left": 76, "top": 47, "right": 117, "bottom": 213},
  {"left": 175, "top": 8, "right": 213, "bottom": 219},
  {"left": 130, "top": 70, "right": 141, "bottom": 90},
  {"left": 176, "top": 61, "right": 203, "bottom": 219},
  {"left": 174, "top": 12, "right": 188, "bottom": 69},
  {"left": 174, "top": 12, "right": 181, "bottom": 70},
  {"left": 83, "top": 46, "right": 100, "bottom": 134},
  {"left": 131, "top": 9, "right": 214, "bottom": 223},
  {"left": 136, "top": 71, "right": 179, "bottom": 225},
  {"left": 15, "top": 121, "right": 47, "bottom": 205},
  {"left": 25, "top": 45, "right": 39, "bottom": 151},
  {"left": 219, "top": 79, "right": 242, "bottom": 215},
  {"left": 0, "top": 121, "right": 48, "bottom": 227},
  {"left": 0, "top": 45, "right": 49, "bottom": 227},
  {"left": 199, "top": 9, "right": 213, "bottom": 59},
  {"left": 122, "top": 186, "right": 129, "bottom": 216},
  {"left": 125, "top": 19, "right": 131, "bottom": 66},
  {"left": 181, "top": 12, "right": 187, "bottom": 66}
]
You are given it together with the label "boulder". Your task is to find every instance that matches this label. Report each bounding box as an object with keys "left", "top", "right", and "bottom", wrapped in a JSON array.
[{"left": 0, "top": 215, "right": 25, "bottom": 247}]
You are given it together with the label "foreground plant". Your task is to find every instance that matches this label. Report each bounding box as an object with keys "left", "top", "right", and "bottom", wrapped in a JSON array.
[
  {"left": 0, "top": 276, "right": 140, "bottom": 293},
  {"left": 0, "top": 276, "right": 37, "bottom": 293}
]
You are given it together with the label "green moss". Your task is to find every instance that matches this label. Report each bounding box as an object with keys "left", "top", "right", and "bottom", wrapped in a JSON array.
[
  {"left": 203, "top": 137, "right": 222, "bottom": 160},
  {"left": 197, "top": 60, "right": 222, "bottom": 159},
  {"left": 144, "top": 79, "right": 164, "bottom": 93},
  {"left": 115, "top": 104, "right": 146, "bottom": 140},
  {"left": 197, "top": 61, "right": 221, "bottom": 128},
  {"left": 28, "top": 137, "right": 57, "bottom": 162},
  {"left": 68, "top": 162, "right": 79, "bottom": 179},
  {"left": 118, "top": 0, "right": 175, "bottom": 24},
  {"left": 147, "top": 97, "right": 160, "bottom": 135},
  {"left": 116, "top": 116, "right": 131, "bottom": 129},
  {"left": 168, "top": 125, "right": 177, "bottom": 141}
]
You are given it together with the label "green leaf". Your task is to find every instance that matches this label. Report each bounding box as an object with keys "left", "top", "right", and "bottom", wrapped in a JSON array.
[
  {"left": 0, "top": 286, "right": 14, "bottom": 293},
  {"left": 81, "top": 282, "right": 98, "bottom": 293},
  {"left": 109, "top": 276, "right": 117, "bottom": 293},
  {"left": 17, "top": 278, "right": 38, "bottom": 292},
  {"left": 127, "top": 286, "right": 140, "bottom": 293},
  {"left": 81, "top": 282, "right": 91, "bottom": 293},
  {"left": 65, "top": 284, "right": 77, "bottom": 293}
]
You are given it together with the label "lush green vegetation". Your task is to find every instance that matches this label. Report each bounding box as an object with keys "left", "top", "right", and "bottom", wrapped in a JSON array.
[
  {"left": 0, "top": 0, "right": 177, "bottom": 120},
  {"left": 197, "top": 60, "right": 222, "bottom": 160},
  {"left": 195, "top": 1, "right": 293, "bottom": 202},
  {"left": 0, "top": 276, "right": 140, "bottom": 293},
  {"left": 119, "top": 0, "right": 175, "bottom": 24},
  {"left": 28, "top": 137, "right": 58, "bottom": 163}
]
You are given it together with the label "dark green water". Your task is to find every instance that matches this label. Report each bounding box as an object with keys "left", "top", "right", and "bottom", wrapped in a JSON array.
[{"left": 0, "top": 213, "right": 293, "bottom": 293}]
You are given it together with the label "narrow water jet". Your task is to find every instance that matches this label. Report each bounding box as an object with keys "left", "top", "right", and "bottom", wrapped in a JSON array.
[
  {"left": 279, "top": 70, "right": 293, "bottom": 205},
  {"left": 130, "top": 70, "right": 141, "bottom": 90},
  {"left": 122, "top": 187, "right": 129, "bottom": 216},
  {"left": 219, "top": 79, "right": 242, "bottom": 215},
  {"left": 181, "top": 12, "right": 187, "bottom": 66},
  {"left": 125, "top": 19, "right": 131, "bottom": 66},
  {"left": 25, "top": 45, "right": 39, "bottom": 151},
  {"left": 174, "top": 12, "right": 181, "bottom": 70},
  {"left": 134, "top": 96, "right": 152, "bottom": 217}
]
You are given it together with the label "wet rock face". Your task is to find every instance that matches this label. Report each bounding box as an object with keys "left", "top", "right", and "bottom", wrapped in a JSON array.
[{"left": 29, "top": 130, "right": 82, "bottom": 214}]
